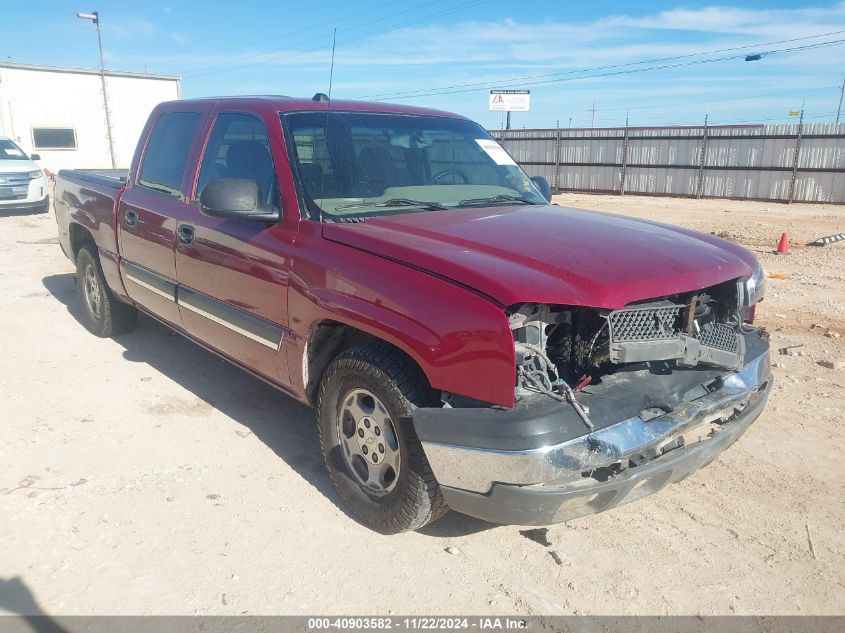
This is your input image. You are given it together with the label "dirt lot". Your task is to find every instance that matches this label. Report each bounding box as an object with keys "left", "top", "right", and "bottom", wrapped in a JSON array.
[{"left": 1, "top": 194, "right": 843, "bottom": 616}]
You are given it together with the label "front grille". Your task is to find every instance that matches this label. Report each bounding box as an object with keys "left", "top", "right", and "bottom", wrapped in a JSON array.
[
  {"left": 0, "top": 172, "right": 32, "bottom": 186},
  {"left": 605, "top": 299, "right": 743, "bottom": 370},
  {"left": 697, "top": 322, "right": 739, "bottom": 353},
  {"left": 0, "top": 172, "right": 32, "bottom": 200},
  {"left": 607, "top": 303, "right": 683, "bottom": 342}
]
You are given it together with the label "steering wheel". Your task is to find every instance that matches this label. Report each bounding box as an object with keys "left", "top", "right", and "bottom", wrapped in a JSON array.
[{"left": 431, "top": 169, "right": 470, "bottom": 184}]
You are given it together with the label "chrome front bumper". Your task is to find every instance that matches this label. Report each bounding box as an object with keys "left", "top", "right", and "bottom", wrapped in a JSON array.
[{"left": 421, "top": 350, "right": 771, "bottom": 495}]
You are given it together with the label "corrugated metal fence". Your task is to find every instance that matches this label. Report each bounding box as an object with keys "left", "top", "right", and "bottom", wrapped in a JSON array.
[{"left": 495, "top": 122, "right": 845, "bottom": 203}]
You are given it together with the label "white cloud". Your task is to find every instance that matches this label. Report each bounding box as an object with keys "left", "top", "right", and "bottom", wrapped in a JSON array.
[
  {"left": 171, "top": 31, "right": 190, "bottom": 46},
  {"left": 104, "top": 17, "right": 158, "bottom": 40},
  {"left": 600, "top": 3, "right": 845, "bottom": 36}
]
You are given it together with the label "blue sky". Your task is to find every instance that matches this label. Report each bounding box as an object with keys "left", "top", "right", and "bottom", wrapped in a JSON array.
[{"left": 4, "top": 1, "right": 845, "bottom": 128}]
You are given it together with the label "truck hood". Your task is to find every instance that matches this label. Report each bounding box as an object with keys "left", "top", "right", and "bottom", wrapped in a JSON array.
[
  {"left": 0, "top": 158, "right": 38, "bottom": 173},
  {"left": 322, "top": 205, "right": 757, "bottom": 309}
]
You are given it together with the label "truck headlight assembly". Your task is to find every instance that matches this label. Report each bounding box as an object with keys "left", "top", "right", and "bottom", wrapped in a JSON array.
[
  {"left": 741, "top": 262, "right": 766, "bottom": 307},
  {"left": 28, "top": 170, "right": 43, "bottom": 180}
]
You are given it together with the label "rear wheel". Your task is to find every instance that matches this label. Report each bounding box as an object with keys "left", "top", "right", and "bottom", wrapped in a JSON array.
[
  {"left": 76, "top": 244, "right": 137, "bottom": 337},
  {"left": 317, "top": 342, "right": 448, "bottom": 534}
]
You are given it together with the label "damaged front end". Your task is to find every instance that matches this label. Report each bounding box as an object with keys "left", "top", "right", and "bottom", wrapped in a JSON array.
[
  {"left": 412, "top": 269, "right": 772, "bottom": 526},
  {"left": 511, "top": 275, "right": 758, "bottom": 407}
]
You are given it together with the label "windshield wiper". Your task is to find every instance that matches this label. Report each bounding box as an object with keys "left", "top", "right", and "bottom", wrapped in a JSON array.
[
  {"left": 334, "top": 198, "right": 448, "bottom": 211},
  {"left": 457, "top": 194, "right": 540, "bottom": 207}
]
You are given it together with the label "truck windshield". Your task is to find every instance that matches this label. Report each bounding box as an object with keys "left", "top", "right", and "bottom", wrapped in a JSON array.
[
  {"left": 281, "top": 111, "right": 546, "bottom": 220},
  {"left": 0, "top": 139, "right": 30, "bottom": 160}
]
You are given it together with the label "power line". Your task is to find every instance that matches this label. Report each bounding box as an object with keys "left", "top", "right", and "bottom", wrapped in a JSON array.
[
  {"left": 355, "top": 29, "right": 845, "bottom": 100},
  {"left": 183, "top": 0, "right": 407, "bottom": 75},
  {"left": 184, "top": 0, "right": 489, "bottom": 79},
  {"left": 697, "top": 110, "right": 836, "bottom": 125},
  {"left": 553, "top": 109, "right": 839, "bottom": 129},
  {"left": 343, "top": 0, "right": 490, "bottom": 45},
  {"left": 366, "top": 25, "right": 845, "bottom": 98},
  {"left": 185, "top": 0, "right": 451, "bottom": 77},
  {"left": 186, "top": 0, "right": 451, "bottom": 77},
  {"left": 568, "top": 94, "right": 787, "bottom": 115},
  {"left": 358, "top": 38, "right": 845, "bottom": 101},
  {"left": 570, "top": 93, "right": 837, "bottom": 118},
  {"left": 630, "top": 114, "right": 825, "bottom": 127}
]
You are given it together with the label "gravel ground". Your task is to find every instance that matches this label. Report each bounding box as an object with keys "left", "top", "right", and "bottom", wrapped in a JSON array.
[{"left": 0, "top": 194, "right": 843, "bottom": 616}]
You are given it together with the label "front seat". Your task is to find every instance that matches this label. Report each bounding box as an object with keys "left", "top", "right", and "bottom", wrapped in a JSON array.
[
  {"left": 357, "top": 146, "right": 396, "bottom": 196},
  {"left": 225, "top": 140, "right": 275, "bottom": 203}
]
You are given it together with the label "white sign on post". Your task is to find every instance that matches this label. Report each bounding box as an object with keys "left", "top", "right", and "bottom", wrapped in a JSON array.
[{"left": 489, "top": 90, "right": 531, "bottom": 112}]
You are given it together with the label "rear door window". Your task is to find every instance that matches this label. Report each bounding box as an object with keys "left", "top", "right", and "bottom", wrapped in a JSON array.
[{"left": 138, "top": 111, "right": 202, "bottom": 197}]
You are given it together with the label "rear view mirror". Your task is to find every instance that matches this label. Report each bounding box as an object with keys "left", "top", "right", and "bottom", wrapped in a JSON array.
[
  {"left": 531, "top": 176, "right": 552, "bottom": 202},
  {"left": 199, "top": 178, "right": 279, "bottom": 223},
  {"left": 29, "top": 153, "right": 41, "bottom": 161}
]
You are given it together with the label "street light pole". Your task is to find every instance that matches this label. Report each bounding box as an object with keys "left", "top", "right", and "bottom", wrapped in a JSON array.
[
  {"left": 77, "top": 10, "right": 116, "bottom": 168},
  {"left": 837, "top": 76, "right": 844, "bottom": 125}
]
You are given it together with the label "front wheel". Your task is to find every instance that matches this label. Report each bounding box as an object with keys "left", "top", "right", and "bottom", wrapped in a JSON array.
[
  {"left": 76, "top": 244, "right": 138, "bottom": 337},
  {"left": 316, "top": 343, "right": 448, "bottom": 534}
]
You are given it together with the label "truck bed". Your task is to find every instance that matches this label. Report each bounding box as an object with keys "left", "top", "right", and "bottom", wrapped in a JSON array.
[
  {"left": 57, "top": 169, "right": 129, "bottom": 189},
  {"left": 55, "top": 169, "right": 128, "bottom": 263}
]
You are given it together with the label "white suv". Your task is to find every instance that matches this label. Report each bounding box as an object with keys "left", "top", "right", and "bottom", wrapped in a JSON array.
[{"left": 0, "top": 136, "right": 49, "bottom": 213}]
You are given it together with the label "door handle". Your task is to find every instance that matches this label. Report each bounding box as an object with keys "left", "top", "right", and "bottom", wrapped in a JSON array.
[
  {"left": 125, "top": 209, "right": 139, "bottom": 227},
  {"left": 178, "top": 224, "right": 195, "bottom": 246}
]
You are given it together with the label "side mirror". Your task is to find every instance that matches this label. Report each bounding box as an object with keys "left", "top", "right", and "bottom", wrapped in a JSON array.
[
  {"left": 29, "top": 153, "right": 41, "bottom": 161},
  {"left": 199, "top": 178, "right": 279, "bottom": 223},
  {"left": 531, "top": 176, "right": 552, "bottom": 202}
]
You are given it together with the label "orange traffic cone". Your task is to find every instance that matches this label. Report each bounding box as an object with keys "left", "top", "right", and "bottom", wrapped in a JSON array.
[{"left": 776, "top": 233, "right": 789, "bottom": 254}]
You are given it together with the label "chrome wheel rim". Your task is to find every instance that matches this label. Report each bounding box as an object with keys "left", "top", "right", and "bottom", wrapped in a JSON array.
[
  {"left": 337, "top": 388, "right": 401, "bottom": 495},
  {"left": 84, "top": 264, "right": 102, "bottom": 318}
]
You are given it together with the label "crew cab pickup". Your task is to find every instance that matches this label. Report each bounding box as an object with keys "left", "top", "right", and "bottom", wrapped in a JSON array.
[{"left": 55, "top": 96, "right": 771, "bottom": 533}]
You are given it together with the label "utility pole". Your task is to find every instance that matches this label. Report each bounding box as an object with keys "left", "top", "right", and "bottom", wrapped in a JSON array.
[
  {"left": 590, "top": 102, "right": 596, "bottom": 128},
  {"left": 620, "top": 110, "right": 629, "bottom": 196},
  {"left": 77, "top": 10, "right": 117, "bottom": 168},
  {"left": 696, "top": 113, "right": 709, "bottom": 199},
  {"left": 837, "top": 76, "right": 844, "bottom": 125},
  {"left": 788, "top": 102, "right": 805, "bottom": 204},
  {"left": 553, "top": 126, "right": 561, "bottom": 192}
]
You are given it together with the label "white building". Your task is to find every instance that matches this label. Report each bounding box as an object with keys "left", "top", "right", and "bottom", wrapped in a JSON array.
[{"left": 0, "top": 62, "right": 180, "bottom": 175}]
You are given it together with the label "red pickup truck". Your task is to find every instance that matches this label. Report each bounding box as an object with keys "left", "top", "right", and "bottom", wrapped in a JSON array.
[{"left": 55, "top": 95, "right": 772, "bottom": 533}]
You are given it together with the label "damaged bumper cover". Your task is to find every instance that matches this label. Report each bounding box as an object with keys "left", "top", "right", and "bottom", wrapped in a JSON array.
[{"left": 412, "top": 332, "right": 771, "bottom": 526}]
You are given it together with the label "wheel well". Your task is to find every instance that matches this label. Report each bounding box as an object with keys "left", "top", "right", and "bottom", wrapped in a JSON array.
[
  {"left": 304, "top": 322, "right": 433, "bottom": 406},
  {"left": 69, "top": 223, "right": 94, "bottom": 262}
]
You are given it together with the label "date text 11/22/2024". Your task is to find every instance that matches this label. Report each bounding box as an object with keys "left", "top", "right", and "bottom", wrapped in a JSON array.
[{"left": 307, "top": 617, "right": 528, "bottom": 630}]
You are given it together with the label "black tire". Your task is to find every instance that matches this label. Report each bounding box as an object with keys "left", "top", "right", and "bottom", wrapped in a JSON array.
[
  {"left": 316, "top": 342, "right": 448, "bottom": 534},
  {"left": 76, "top": 244, "right": 138, "bottom": 337}
]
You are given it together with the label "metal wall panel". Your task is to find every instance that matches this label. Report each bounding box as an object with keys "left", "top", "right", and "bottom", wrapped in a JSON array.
[
  {"left": 559, "top": 165, "right": 619, "bottom": 192},
  {"left": 496, "top": 123, "right": 845, "bottom": 203},
  {"left": 626, "top": 166, "right": 697, "bottom": 196},
  {"left": 0, "top": 63, "right": 180, "bottom": 174}
]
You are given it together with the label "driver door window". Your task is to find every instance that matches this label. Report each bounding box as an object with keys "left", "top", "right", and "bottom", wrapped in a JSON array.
[{"left": 196, "top": 112, "right": 278, "bottom": 206}]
